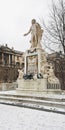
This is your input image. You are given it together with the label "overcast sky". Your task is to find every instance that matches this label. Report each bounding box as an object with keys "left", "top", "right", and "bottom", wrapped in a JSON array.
[{"left": 0, "top": 0, "right": 52, "bottom": 52}]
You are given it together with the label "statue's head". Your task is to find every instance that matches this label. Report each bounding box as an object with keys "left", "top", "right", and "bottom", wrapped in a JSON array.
[{"left": 31, "top": 19, "right": 36, "bottom": 24}]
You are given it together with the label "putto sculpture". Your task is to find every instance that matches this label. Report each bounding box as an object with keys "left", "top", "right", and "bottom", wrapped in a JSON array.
[
  {"left": 24, "top": 19, "right": 43, "bottom": 48},
  {"left": 18, "top": 69, "right": 23, "bottom": 79}
]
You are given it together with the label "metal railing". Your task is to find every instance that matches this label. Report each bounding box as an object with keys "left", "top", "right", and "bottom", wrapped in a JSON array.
[{"left": 47, "top": 83, "right": 61, "bottom": 89}]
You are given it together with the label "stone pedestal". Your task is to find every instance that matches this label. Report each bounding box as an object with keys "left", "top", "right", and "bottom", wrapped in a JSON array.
[
  {"left": 16, "top": 47, "right": 48, "bottom": 94},
  {"left": 0, "top": 82, "right": 17, "bottom": 91},
  {"left": 16, "top": 47, "right": 61, "bottom": 94},
  {"left": 17, "top": 78, "right": 47, "bottom": 94}
]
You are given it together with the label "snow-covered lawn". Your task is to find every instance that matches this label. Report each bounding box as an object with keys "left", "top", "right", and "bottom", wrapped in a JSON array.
[{"left": 0, "top": 104, "right": 65, "bottom": 130}]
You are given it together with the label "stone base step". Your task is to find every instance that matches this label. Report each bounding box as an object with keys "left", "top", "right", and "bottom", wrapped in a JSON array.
[
  {"left": 0, "top": 92, "right": 65, "bottom": 114},
  {"left": 16, "top": 88, "right": 63, "bottom": 94}
]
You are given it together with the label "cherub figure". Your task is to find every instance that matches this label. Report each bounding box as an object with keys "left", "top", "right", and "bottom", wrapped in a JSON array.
[{"left": 18, "top": 69, "right": 23, "bottom": 79}]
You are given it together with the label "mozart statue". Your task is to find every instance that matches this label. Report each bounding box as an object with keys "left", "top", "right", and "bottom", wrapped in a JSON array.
[{"left": 24, "top": 19, "right": 43, "bottom": 48}]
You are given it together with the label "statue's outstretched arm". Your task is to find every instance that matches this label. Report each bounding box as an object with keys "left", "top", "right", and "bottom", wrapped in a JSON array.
[{"left": 24, "top": 28, "right": 31, "bottom": 36}]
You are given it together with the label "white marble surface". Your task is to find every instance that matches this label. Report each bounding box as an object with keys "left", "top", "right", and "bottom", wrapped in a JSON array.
[
  {"left": 0, "top": 104, "right": 65, "bottom": 130},
  {"left": 17, "top": 78, "right": 47, "bottom": 92}
]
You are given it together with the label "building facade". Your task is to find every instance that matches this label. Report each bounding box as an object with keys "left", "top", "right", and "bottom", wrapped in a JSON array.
[{"left": 0, "top": 45, "right": 24, "bottom": 83}]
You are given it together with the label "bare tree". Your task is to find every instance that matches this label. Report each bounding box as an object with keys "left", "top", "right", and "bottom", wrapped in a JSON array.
[
  {"left": 40, "top": 0, "right": 65, "bottom": 89},
  {"left": 42, "top": 0, "right": 65, "bottom": 54}
]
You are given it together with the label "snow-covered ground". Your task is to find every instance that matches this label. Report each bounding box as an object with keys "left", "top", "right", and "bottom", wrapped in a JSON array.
[{"left": 0, "top": 104, "right": 65, "bottom": 130}]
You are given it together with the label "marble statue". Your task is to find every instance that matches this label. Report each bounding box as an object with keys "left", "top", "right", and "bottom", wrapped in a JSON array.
[
  {"left": 41, "top": 62, "right": 60, "bottom": 84},
  {"left": 18, "top": 69, "right": 23, "bottom": 79},
  {"left": 24, "top": 19, "right": 43, "bottom": 48},
  {"left": 47, "top": 64, "right": 59, "bottom": 83}
]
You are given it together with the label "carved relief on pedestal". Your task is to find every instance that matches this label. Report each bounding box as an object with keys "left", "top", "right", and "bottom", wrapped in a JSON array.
[
  {"left": 41, "top": 62, "right": 48, "bottom": 75},
  {"left": 27, "top": 55, "right": 38, "bottom": 74}
]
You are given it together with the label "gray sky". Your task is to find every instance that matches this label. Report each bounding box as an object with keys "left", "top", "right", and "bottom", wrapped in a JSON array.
[{"left": 0, "top": 0, "right": 52, "bottom": 52}]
